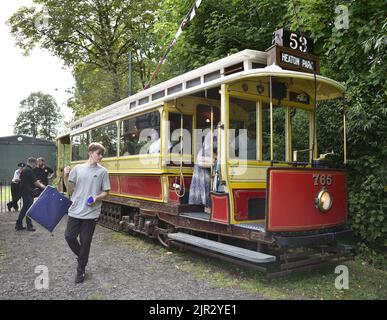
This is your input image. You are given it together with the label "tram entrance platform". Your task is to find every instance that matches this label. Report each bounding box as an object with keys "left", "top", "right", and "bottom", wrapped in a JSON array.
[{"left": 167, "top": 232, "right": 276, "bottom": 263}]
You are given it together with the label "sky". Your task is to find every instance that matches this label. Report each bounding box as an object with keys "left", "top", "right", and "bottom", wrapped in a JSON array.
[{"left": 0, "top": 0, "right": 74, "bottom": 137}]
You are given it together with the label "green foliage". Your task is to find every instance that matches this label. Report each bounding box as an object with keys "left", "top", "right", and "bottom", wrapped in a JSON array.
[{"left": 13, "top": 91, "right": 62, "bottom": 141}]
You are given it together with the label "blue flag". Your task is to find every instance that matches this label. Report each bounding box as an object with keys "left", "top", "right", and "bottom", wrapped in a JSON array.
[{"left": 26, "top": 185, "right": 72, "bottom": 233}]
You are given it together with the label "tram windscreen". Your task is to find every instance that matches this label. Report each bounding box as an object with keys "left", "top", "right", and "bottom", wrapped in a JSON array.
[
  {"left": 229, "top": 98, "right": 257, "bottom": 160},
  {"left": 291, "top": 108, "right": 310, "bottom": 163},
  {"left": 272, "top": 106, "right": 286, "bottom": 162},
  {"left": 262, "top": 104, "right": 286, "bottom": 161}
]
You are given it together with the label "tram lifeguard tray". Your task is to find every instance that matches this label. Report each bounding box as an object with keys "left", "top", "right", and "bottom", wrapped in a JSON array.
[{"left": 26, "top": 185, "right": 72, "bottom": 232}]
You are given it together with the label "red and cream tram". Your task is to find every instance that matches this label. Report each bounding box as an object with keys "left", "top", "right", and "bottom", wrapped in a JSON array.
[{"left": 57, "top": 31, "right": 352, "bottom": 277}]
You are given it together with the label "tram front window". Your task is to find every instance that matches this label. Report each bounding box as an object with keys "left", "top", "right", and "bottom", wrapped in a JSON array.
[
  {"left": 229, "top": 98, "right": 257, "bottom": 160},
  {"left": 291, "top": 108, "right": 310, "bottom": 163},
  {"left": 271, "top": 105, "right": 286, "bottom": 162}
]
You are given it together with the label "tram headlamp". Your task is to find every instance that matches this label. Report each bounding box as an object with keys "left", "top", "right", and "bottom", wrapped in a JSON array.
[{"left": 315, "top": 189, "right": 333, "bottom": 212}]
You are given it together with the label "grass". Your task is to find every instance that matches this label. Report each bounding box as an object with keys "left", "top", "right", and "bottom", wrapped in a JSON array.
[
  {"left": 88, "top": 293, "right": 105, "bottom": 300},
  {"left": 110, "top": 230, "right": 387, "bottom": 300},
  {"left": 110, "top": 231, "right": 164, "bottom": 253}
]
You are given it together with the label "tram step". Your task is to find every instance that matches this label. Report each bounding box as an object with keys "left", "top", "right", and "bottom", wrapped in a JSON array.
[{"left": 168, "top": 232, "right": 276, "bottom": 263}]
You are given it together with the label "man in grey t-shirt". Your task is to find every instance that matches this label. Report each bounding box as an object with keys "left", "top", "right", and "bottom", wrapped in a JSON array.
[{"left": 64, "top": 142, "right": 110, "bottom": 284}]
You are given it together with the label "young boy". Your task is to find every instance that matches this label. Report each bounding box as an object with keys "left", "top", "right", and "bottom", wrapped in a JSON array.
[{"left": 63, "top": 142, "right": 110, "bottom": 283}]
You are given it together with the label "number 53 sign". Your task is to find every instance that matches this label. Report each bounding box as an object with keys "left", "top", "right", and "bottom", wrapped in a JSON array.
[{"left": 272, "top": 28, "right": 314, "bottom": 54}]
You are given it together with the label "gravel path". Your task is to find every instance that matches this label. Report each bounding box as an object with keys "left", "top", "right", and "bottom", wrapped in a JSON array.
[{"left": 0, "top": 210, "right": 264, "bottom": 300}]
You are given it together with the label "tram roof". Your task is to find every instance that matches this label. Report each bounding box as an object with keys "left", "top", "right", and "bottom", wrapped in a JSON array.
[{"left": 61, "top": 49, "right": 345, "bottom": 138}]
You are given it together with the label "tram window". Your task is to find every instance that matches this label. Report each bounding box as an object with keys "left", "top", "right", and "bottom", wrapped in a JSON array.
[
  {"left": 273, "top": 107, "right": 286, "bottom": 161},
  {"left": 71, "top": 132, "right": 90, "bottom": 161},
  {"left": 120, "top": 111, "right": 160, "bottom": 156},
  {"left": 291, "top": 108, "right": 310, "bottom": 162},
  {"left": 91, "top": 123, "right": 118, "bottom": 158},
  {"left": 262, "top": 107, "right": 271, "bottom": 161},
  {"left": 196, "top": 104, "right": 220, "bottom": 130},
  {"left": 262, "top": 104, "right": 286, "bottom": 161},
  {"left": 229, "top": 98, "right": 257, "bottom": 160},
  {"left": 168, "top": 113, "right": 193, "bottom": 155}
]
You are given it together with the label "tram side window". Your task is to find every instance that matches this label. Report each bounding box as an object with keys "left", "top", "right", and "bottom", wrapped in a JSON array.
[
  {"left": 168, "top": 113, "right": 193, "bottom": 154},
  {"left": 91, "top": 122, "right": 118, "bottom": 157},
  {"left": 71, "top": 132, "right": 90, "bottom": 161},
  {"left": 120, "top": 111, "right": 160, "bottom": 156},
  {"left": 229, "top": 98, "right": 257, "bottom": 160}
]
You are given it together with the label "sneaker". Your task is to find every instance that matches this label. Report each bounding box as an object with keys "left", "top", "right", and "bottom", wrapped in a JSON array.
[
  {"left": 27, "top": 227, "right": 36, "bottom": 232},
  {"left": 75, "top": 271, "right": 86, "bottom": 284},
  {"left": 15, "top": 225, "right": 26, "bottom": 231}
]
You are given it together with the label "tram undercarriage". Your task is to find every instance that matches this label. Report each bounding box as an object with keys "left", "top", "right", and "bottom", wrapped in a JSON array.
[{"left": 99, "top": 200, "right": 353, "bottom": 279}]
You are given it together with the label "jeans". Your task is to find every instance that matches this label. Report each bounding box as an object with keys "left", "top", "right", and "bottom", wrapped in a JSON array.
[
  {"left": 64, "top": 216, "right": 97, "bottom": 272},
  {"left": 16, "top": 193, "right": 34, "bottom": 228}
]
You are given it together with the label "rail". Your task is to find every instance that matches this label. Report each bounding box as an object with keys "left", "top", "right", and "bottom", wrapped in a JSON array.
[{"left": 0, "top": 180, "right": 22, "bottom": 213}]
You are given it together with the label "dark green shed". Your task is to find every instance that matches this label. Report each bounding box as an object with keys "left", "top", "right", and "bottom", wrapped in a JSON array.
[{"left": 0, "top": 135, "right": 56, "bottom": 181}]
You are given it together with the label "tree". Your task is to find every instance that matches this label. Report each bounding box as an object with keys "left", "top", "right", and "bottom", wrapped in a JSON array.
[
  {"left": 285, "top": 0, "right": 386, "bottom": 260},
  {"left": 151, "top": 0, "right": 288, "bottom": 83},
  {"left": 8, "top": 0, "right": 160, "bottom": 105},
  {"left": 14, "top": 92, "right": 62, "bottom": 141}
]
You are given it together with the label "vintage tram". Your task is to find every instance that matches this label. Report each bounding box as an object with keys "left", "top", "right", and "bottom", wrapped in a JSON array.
[{"left": 57, "top": 31, "right": 352, "bottom": 278}]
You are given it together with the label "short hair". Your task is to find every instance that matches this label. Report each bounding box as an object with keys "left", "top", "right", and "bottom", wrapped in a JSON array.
[
  {"left": 27, "top": 157, "right": 37, "bottom": 165},
  {"left": 88, "top": 142, "right": 105, "bottom": 154},
  {"left": 37, "top": 157, "right": 45, "bottom": 162}
]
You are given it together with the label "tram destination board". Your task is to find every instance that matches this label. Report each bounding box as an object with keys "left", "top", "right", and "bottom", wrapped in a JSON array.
[
  {"left": 272, "top": 28, "right": 314, "bottom": 54},
  {"left": 266, "top": 45, "right": 320, "bottom": 74}
]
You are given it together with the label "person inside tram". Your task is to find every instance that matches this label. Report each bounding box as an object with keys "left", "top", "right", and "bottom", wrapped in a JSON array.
[
  {"left": 188, "top": 128, "right": 218, "bottom": 214},
  {"left": 148, "top": 120, "right": 179, "bottom": 154}
]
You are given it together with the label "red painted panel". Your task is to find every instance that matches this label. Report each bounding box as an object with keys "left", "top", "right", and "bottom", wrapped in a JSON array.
[
  {"left": 109, "top": 175, "right": 119, "bottom": 193},
  {"left": 168, "top": 176, "right": 192, "bottom": 203},
  {"left": 233, "top": 189, "right": 266, "bottom": 221},
  {"left": 119, "top": 175, "right": 162, "bottom": 200},
  {"left": 267, "top": 169, "right": 348, "bottom": 232},
  {"left": 211, "top": 193, "right": 229, "bottom": 223}
]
